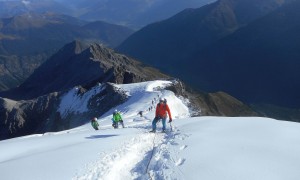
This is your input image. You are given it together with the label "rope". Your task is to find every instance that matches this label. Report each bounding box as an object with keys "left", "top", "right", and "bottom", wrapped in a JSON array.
[
  {"left": 145, "top": 119, "right": 173, "bottom": 179},
  {"left": 145, "top": 132, "right": 157, "bottom": 180}
]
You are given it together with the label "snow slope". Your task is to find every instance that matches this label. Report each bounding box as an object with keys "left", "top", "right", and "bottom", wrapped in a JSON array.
[{"left": 1, "top": 81, "right": 300, "bottom": 180}]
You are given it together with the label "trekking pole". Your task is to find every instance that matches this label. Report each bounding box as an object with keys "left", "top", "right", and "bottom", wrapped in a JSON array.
[{"left": 169, "top": 121, "right": 173, "bottom": 132}]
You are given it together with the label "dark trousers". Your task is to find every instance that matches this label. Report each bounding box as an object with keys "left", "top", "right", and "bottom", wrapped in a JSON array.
[{"left": 113, "top": 120, "right": 125, "bottom": 128}]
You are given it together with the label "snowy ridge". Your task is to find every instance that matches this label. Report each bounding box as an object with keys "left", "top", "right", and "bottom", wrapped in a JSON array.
[
  {"left": 99, "top": 81, "right": 190, "bottom": 126},
  {"left": 58, "top": 84, "right": 105, "bottom": 118},
  {"left": 1, "top": 81, "right": 300, "bottom": 180}
]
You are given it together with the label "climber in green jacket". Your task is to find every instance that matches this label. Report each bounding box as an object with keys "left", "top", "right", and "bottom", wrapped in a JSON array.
[
  {"left": 112, "top": 110, "right": 125, "bottom": 129},
  {"left": 91, "top": 117, "right": 99, "bottom": 130}
]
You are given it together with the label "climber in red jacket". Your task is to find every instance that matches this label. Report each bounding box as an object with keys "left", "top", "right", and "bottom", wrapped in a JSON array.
[{"left": 150, "top": 98, "right": 172, "bottom": 133}]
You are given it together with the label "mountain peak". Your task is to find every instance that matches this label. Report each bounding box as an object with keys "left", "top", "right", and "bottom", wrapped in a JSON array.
[
  {"left": 0, "top": 41, "right": 169, "bottom": 100},
  {"left": 61, "top": 40, "right": 90, "bottom": 55}
]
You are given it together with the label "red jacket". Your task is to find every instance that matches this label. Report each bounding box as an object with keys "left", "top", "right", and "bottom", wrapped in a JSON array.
[{"left": 156, "top": 103, "right": 172, "bottom": 119}]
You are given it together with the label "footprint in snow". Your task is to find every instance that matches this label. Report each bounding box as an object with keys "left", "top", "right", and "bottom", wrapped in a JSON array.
[
  {"left": 179, "top": 145, "right": 187, "bottom": 151},
  {"left": 175, "top": 134, "right": 190, "bottom": 140},
  {"left": 175, "top": 158, "right": 186, "bottom": 166}
]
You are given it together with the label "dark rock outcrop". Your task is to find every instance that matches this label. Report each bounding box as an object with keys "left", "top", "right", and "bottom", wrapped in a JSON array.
[
  {"left": 0, "top": 93, "right": 59, "bottom": 140},
  {"left": 166, "top": 80, "right": 258, "bottom": 117}
]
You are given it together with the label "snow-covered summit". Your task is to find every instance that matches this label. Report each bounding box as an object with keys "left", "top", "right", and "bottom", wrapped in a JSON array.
[{"left": 1, "top": 80, "right": 300, "bottom": 180}]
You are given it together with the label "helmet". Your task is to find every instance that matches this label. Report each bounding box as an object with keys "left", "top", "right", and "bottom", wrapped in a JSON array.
[
  {"left": 93, "top": 117, "right": 97, "bottom": 121},
  {"left": 113, "top": 109, "right": 118, "bottom": 115},
  {"left": 159, "top": 98, "right": 164, "bottom": 102}
]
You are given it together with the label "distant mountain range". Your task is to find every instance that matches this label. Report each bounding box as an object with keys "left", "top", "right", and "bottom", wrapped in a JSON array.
[
  {"left": 118, "top": 0, "right": 300, "bottom": 108},
  {"left": 0, "top": 0, "right": 71, "bottom": 17},
  {"left": 0, "top": 12, "right": 134, "bottom": 91},
  {"left": 0, "top": 12, "right": 133, "bottom": 53},
  {"left": 0, "top": 0, "right": 216, "bottom": 29}
]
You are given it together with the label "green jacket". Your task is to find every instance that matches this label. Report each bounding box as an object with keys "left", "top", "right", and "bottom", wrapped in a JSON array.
[
  {"left": 113, "top": 112, "right": 122, "bottom": 122},
  {"left": 91, "top": 120, "right": 99, "bottom": 128}
]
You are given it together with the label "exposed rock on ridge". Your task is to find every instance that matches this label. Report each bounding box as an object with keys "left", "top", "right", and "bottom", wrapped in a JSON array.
[{"left": 0, "top": 83, "right": 128, "bottom": 140}]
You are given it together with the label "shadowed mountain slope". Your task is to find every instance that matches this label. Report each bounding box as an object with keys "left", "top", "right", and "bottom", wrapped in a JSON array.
[
  {"left": 117, "top": 0, "right": 298, "bottom": 108},
  {"left": 192, "top": 0, "right": 300, "bottom": 107}
]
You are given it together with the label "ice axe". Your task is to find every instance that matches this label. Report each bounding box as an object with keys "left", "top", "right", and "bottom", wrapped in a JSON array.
[{"left": 169, "top": 121, "right": 173, "bottom": 132}]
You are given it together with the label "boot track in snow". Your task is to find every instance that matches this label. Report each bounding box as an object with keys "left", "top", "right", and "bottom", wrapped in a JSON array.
[{"left": 74, "top": 127, "right": 185, "bottom": 180}]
